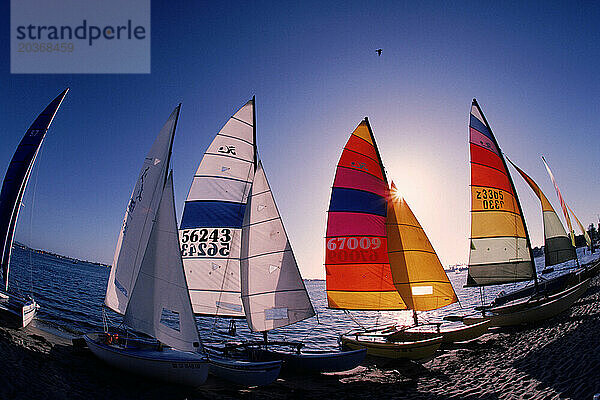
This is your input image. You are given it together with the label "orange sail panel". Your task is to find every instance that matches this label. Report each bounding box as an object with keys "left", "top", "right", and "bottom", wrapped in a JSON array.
[
  {"left": 386, "top": 182, "right": 457, "bottom": 311},
  {"left": 567, "top": 204, "right": 592, "bottom": 248},
  {"left": 326, "top": 119, "right": 406, "bottom": 310},
  {"left": 507, "top": 158, "right": 576, "bottom": 266},
  {"left": 467, "top": 100, "right": 535, "bottom": 286}
]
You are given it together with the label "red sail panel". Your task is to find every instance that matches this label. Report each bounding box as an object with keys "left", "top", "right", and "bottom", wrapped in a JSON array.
[
  {"left": 325, "top": 119, "right": 406, "bottom": 310},
  {"left": 467, "top": 100, "right": 534, "bottom": 287}
]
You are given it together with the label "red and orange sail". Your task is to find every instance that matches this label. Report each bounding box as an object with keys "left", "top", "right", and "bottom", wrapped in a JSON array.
[
  {"left": 325, "top": 119, "right": 406, "bottom": 310},
  {"left": 468, "top": 100, "right": 535, "bottom": 286}
]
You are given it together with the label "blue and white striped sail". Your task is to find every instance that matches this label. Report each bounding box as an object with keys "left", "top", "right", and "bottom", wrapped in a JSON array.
[
  {"left": 0, "top": 89, "right": 68, "bottom": 291},
  {"left": 241, "top": 160, "right": 315, "bottom": 332},
  {"left": 180, "top": 99, "right": 255, "bottom": 317},
  {"left": 105, "top": 105, "right": 180, "bottom": 315}
]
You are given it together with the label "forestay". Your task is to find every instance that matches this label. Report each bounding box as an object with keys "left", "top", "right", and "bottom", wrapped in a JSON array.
[
  {"left": 124, "top": 172, "right": 201, "bottom": 352},
  {"left": 506, "top": 159, "right": 576, "bottom": 266},
  {"left": 180, "top": 99, "right": 255, "bottom": 317},
  {"left": 105, "top": 106, "right": 179, "bottom": 314},
  {"left": 240, "top": 160, "right": 315, "bottom": 332},
  {"left": 0, "top": 89, "right": 68, "bottom": 291},
  {"left": 326, "top": 118, "right": 406, "bottom": 310},
  {"left": 386, "top": 182, "right": 458, "bottom": 311},
  {"left": 467, "top": 100, "right": 535, "bottom": 286}
]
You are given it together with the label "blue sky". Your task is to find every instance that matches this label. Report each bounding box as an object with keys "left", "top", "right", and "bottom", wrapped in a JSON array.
[{"left": 2, "top": 1, "right": 599, "bottom": 278}]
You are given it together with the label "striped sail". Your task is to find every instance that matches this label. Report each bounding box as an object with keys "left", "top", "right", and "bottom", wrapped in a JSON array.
[
  {"left": 542, "top": 156, "right": 576, "bottom": 247},
  {"left": 387, "top": 182, "right": 458, "bottom": 311},
  {"left": 180, "top": 99, "right": 255, "bottom": 318},
  {"left": 506, "top": 159, "right": 576, "bottom": 266},
  {"left": 0, "top": 89, "right": 68, "bottom": 291},
  {"left": 326, "top": 118, "right": 406, "bottom": 310},
  {"left": 240, "top": 160, "right": 315, "bottom": 332},
  {"left": 105, "top": 105, "right": 179, "bottom": 315},
  {"left": 468, "top": 100, "right": 535, "bottom": 286},
  {"left": 123, "top": 172, "right": 201, "bottom": 352}
]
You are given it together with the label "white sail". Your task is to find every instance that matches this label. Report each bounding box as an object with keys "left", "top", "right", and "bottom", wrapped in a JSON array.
[
  {"left": 123, "top": 172, "right": 201, "bottom": 352},
  {"left": 241, "top": 160, "right": 315, "bottom": 332},
  {"left": 105, "top": 106, "right": 179, "bottom": 314},
  {"left": 180, "top": 99, "right": 255, "bottom": 317}
]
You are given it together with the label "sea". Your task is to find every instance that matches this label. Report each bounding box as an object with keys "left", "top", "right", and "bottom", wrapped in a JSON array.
[{"left": 8, "top": 245, "right": 599, "bottom": 351}]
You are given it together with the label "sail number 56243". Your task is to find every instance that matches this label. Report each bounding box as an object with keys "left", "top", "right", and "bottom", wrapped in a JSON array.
[{"left": 180, "top": 228, "right": 231, "bottom": 257}]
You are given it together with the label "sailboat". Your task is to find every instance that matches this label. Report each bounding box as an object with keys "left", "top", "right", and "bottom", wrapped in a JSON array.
[
  {"left": 178, "top": 98, "right": 282, "bottom": 386},
  {"left": 218, "top": 159, "right": 366, "bottom": 372},
  {"left": 461, "top": 99, "right": 590, "bottom": 328},
  {"left": 84, "top": 106, "right": 210, "bottom": 387},
  {"left": 0, "top": 89, "right": 68, "bottom": 328},
  {"left": 327, "top": 118, "right": 488, "bottom": 361}
]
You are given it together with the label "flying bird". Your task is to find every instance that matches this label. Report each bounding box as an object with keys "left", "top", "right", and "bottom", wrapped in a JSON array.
[{"left": 376, "top": 49, "right": 382, "bottom": 56}]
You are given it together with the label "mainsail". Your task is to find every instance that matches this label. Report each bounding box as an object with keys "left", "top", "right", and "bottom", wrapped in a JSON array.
[
  {"left": 326, "top": 118, "right": 406, "bottom": 310},
  {"left": 506, "top": 159, "right": 576, "bottom": 266},
  {"left": 240, "top": 160, "right": 315, "bottom": 332},
  {"left": 105, "top": 105, "right": 179, "bottom": 314},
  {"left": 180, "top": 99, "right": 255, "bottom": 317},
  {"left": 0, "top": 89, "right": 69, "bottom": 291},
  {"left": 386, "top": 182, "right": 458, "bottom": 311},
  {"left": 467, "top": 100, "right": 536, "bottom": 286},
  {"left": 123, "top": 172, "right": 201, "bottom": 352}
]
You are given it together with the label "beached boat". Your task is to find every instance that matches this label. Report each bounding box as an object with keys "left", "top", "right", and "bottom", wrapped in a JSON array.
[
  {"left": 327, "top": 118, "right": 487, "bottom": 361},
  {"left": 178, "top": 98, "right": 281, "bottom": 385},
  {"left": 0, "top": 89, "right": 68, "bottom": 328},
  {"left": 229, "top": 158, "right": 366, "bottom": 372},
  {"left": 462, "top": 99, "right": 590, "bottom": 326},
  {"left": 84, "top": 105, "right": 209, "bottom": 387}
]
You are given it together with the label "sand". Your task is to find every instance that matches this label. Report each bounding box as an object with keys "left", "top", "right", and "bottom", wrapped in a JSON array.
[{"left": 1, "top": 276, "right": 599, "bottom": 400}]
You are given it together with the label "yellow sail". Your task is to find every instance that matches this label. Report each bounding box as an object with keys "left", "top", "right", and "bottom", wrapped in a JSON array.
[
  {"left": 567, "top": 204, "right": 592, "bottom": 248},
  {"left": 386, "top": 182, "right": 458, "bottom": 311}
]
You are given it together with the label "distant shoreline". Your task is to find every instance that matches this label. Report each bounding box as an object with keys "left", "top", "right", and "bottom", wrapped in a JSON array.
[{"left": 13, "top": 242, "right": 111, "bottom": 269}]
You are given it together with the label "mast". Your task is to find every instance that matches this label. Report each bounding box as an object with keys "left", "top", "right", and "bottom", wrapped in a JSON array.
[
  {"left": 164, "top": 104, "right": 181, "bottom": 184},
  {"left": 470, "top": 99, "right": 538, "bottom": 290},
  {"left": 252, "top": 96, "right": 257, "bottom": 172},
  {"left": 0, "top": 88, "right": 69, "bottom": 291},
  {"left": 364, "top": 117, "right": 389, "bottom": 185}
]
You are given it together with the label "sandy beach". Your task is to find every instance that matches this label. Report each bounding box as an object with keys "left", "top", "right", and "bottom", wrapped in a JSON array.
[{"left": 1, "top": 275, "right": 599, "bottom": 400}]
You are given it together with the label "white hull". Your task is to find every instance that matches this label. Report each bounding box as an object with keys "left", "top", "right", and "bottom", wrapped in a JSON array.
[
  {"left": 84, "top": 333, "right": 209, "bottom": 387},
  {"left": 464, "top": 278, "right": 591, "bottom": 327},
  {"left": 0, "top": 289, "right": 37, "bottom": 328}
]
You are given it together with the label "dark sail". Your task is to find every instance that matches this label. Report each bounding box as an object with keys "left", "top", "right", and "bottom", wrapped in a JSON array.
[{"left": 0, "top": 89, "right": 68, "bottom": 290}]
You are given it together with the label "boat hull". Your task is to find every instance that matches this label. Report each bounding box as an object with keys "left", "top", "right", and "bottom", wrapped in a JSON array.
[
  {"left": 340, "top": 334, "right": 442, "bottom": 361},
  {"left": 0, "top": 289, "right": 37, "bottom": 328},
  {"left": 463, "top": 278, "right": 591, "bottom": 327},
  {"left": 84, "top": 333, "right": 209, "bottom": 387},
  {"left": 252, "top": 347, "right": 366, "bottom": 373},
  {"left": 208, "top": 354, "right": 281, "bottom": 386}
]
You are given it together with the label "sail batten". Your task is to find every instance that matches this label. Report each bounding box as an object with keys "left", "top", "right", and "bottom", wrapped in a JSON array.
[
  {"left": 386, "top": 182, "right": 458, "bottom": 311},
  {"left": 240, "top": 160, "right": 315, "bottom": 332},
  {"left": 467, "top": 100, "right": 535, "bottom": 287},
  {"left": 0, "top": 89, "right": 68, "bottom": 291},
  {"left": 326, "top": 119, "right": 406, "bottom": 310},
  {"left": 180, "top": 99, "right": 255, "bottom": 318}
]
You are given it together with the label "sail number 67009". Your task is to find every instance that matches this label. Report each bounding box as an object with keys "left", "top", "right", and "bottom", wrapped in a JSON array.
[{"left": 180, "top": 228, "right": 232, "bottom": 257}]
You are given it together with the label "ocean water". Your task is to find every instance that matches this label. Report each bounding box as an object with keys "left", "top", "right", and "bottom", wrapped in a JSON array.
[{"left": 8, "top": 245, "right": 598, "bottom": 350}]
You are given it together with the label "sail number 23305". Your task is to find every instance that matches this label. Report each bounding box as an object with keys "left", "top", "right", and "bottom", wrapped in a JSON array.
[{"left": 180, "top": 228, "right": 232, "bottom": 257}]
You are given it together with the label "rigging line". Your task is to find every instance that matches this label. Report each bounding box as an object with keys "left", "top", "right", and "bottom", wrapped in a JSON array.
[{"left": 344, "top": 309, "right": 369, "bottom": 331}]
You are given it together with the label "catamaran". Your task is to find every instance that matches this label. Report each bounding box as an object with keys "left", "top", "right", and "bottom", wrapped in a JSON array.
[
  {"left": 461, "top": 99, "right": 590, "bottom": 327},
  {"left": 84, "top": 105, "right": 210, "bottom": 387},
  {"left": 327, "top": 118, "right": 488, "bottom": 361},
  {"left": 0, "top": 89, "right": 68, "bottom": 328},
  {"left": 180, "top": 98, "right": 365, "bottom": 377}
]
